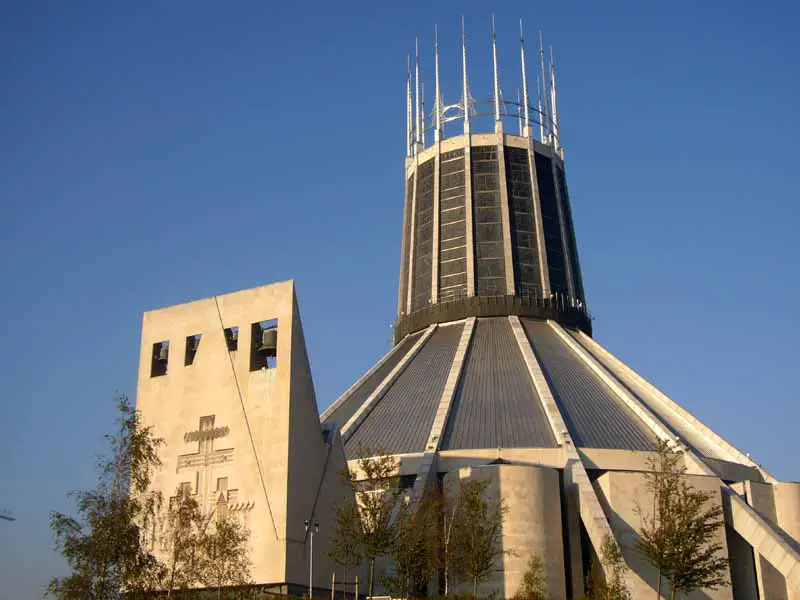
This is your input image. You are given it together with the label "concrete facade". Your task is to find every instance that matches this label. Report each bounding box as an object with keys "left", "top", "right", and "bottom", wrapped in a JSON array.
[
  {"left": 595, "top": 471, "right": 733, "bottom": 600},
  {"left": 328, "top": 314, "right": 800, "bottom": 598},
  {"left": 135, "top": 281, "right": 354, "bottom": 592},
  {"left": 443, "top": 464, "right": 566, "bottom": 599}
]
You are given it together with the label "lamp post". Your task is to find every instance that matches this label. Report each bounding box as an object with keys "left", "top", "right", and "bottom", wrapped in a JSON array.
[{"left": 304, "top": 520, "right": 319, "bottom": 598}]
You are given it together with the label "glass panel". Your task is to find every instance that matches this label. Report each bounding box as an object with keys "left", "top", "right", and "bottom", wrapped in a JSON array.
[
  {"left": 534, "top": 152, "right": 569, "bottom": 295},
  {"left": 471, "top": 146, "right": 506, "bottom": 296},
  {"left": 411, "top": 159, "right": 435, "bottom": 311},
  {"left": 438, "top": 149, "right": 467, "bottom": 301}
]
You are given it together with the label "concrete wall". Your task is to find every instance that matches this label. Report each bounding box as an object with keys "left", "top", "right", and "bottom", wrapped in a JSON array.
[
  {"left": 443, "top": 464, "right": 566, "bottom": 599},
  {"left": 742, "top": 481, "right": 800, "bottom": 600},
  {"left": 595, "top": 470, "right": 734, "bottom": 600},
  {"left": 135, "top": 281, "right": 351, "bottom": 590}
]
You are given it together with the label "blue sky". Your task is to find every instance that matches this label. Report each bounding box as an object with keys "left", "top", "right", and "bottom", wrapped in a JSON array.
[{"left": 1, "top": 1, "right": 799, "bottom": 597}]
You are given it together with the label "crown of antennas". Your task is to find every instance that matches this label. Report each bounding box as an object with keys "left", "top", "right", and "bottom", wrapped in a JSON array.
[{"left": 407, "top": 16, "right": 562, "bottom": 158}]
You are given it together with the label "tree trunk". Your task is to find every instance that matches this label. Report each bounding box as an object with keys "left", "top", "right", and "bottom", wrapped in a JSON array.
[
  {"left": 443, "top": 553, "right": 449, "bottom": 597},
  {"left": 656, "top": 570, "right": 661, "bottom": 599},
  {"left": 473, "top": 575, "right": 478, "bottom": 599},
  {"left": 368, "top": 558, "right": 376, "bottom": 599},
  {"left": 670, "top": 585, "right": 677, "bottom": 600}
]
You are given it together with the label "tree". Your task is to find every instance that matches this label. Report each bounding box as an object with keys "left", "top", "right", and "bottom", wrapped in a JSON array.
[
  {"left": 513, "top": 555, "right": 547, "bottom": 600},
  {"left": 163, "top": 489, "right": 252, "bottom": 597},
  {"left": 586, "top": 535, "right": 631, "bottom": 600},
  {"left": 163, "top": 488, "right": 205, "bottom": 594},
  {"left": 635, "top": 440, "right": 683, "bottom": 599},
  {"left": 196, "top": 514, "right": 252, "bottom": 598},
  {"left": 47, "top": 394, "right": 165, "bottom": 599},
  {"left": 335, "top": 446, "right": 404, "bottom": 598},
  {"left": 440, "top": 485, "right": 463, "bottom": 596},
  {"left": 636, "top": 441, "right": 729, "bottom": 599},
  {"left": 449, "top": 478, "right": 507, "bottom": 598},
  {"left": 385, "top": 490, "right": 441, "bottom": 598},
  {"left": 329, "top": 500, "right": 363, "bottom": 598}
]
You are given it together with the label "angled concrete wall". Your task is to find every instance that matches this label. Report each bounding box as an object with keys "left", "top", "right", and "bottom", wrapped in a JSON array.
[
  {"left": 136, "top": 281, "right": 351, "bottom": 590},
  {"left": 443, "top": 464, "right": 566, "bottom": 599},
  {"left": 595, "top": 470, "right": 733, "bottom": 600}
]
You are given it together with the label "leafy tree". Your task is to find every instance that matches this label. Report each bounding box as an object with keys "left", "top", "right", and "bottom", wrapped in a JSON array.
[
  {"left": 163, "top": 489, "right": 252, "bottom": 597},
  {"left": 635, "top": 440, "right": 684, "bottom": 598},
  {"left": 196, "top": 514, "right": 252, "bottom": 598},
  {"left": 440, "top": 485, "right": 463, "bottom": 596},
  {"left": 47, "top": 394, "right": 165, "bottom": 599},
  {"left": 636, "top": 441, "right": 729, "bottom": 599},
  {"left": 385, "top": 489, "right": 441, "bottom": 598},
  {"left": 329, "top": 499, "right": 363, "bottom": 597},
  {"left": 513, "top": 554, "right": 547, "bottom": 600},
  {"left": 586, "top": 535, "right": 631, "bottom": 600},
  {"left": 449, "top": 478, "right": 507, "bottom": 598},
  {"left": 164, "top": 488, "right": 206, "bottom": 594},
  {"left": 335, "top": 446, "right": 404, "bottom": 598}
]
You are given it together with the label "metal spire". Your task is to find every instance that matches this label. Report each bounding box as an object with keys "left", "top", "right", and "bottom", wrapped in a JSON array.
[
  {"left": 434, "top": 24, "right": 441, "bottom": 141},
  {"left": 461, "top": 16, "right": 470, "bottom": 134},
  {"left": 517, "top": 89, "right": 523, "bottom": 135},
  {"left": 492, "top": 14, "right": 501, "bottom": 128},
  {"left": 421, "top": 80, "right": 426, "bottom": 147},
  {"left": 550, "top": 45, "right": 559, "bottom": 150},
  {"left": 406, "top": 54, "right": 413, "bottom": 156},
  {"left": 415, "top": 35, "right": 421, "bottom": 150},
  {"left": 519, "top": 18, "right": 531, "bottom": 137},
  {"left": 537, "top": 75, "right": 545, "bottom": 141},
  {"left": 539, "top": 30, "right": 550, "bottom": 143}
]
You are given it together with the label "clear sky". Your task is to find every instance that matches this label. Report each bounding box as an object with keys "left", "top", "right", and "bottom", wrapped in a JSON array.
[{"left": 1, "top": 1, "right": 799, "bottom": 597}]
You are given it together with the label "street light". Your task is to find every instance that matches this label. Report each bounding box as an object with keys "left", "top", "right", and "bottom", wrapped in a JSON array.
[{"left": 304, "top": 520, "right": 319, "bottom": 598}]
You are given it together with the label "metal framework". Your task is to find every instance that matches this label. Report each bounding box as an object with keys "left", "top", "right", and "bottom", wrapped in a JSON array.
[{"left": 407, "top": 18, "right": 563, "bottom": 155}]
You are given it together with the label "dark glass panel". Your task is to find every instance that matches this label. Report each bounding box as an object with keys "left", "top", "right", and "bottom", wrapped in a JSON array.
[
  {"left": 411, "top": 159, "right": 435, "bottom": 311},
  {"left": 534, "top": 152, "right": 569, "bottom": 295},
  {"left": 438, "top": 149, "right": 467, "bottom": 301},
  {"left": 556, "top": 165, "right": 585, "bottom": 302}
]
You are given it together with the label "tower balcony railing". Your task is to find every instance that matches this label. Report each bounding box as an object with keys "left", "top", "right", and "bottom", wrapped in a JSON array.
[{"left": 393, "top": 289, "right": 591, "bottom": 344}]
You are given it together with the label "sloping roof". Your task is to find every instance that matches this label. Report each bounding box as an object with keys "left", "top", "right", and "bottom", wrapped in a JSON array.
[
  {"left": 322, "top": 330, "right": 421, "bottom": 429},
  {"left": 521, "top": 319, "right": 656, "bottom": 451},
  {"left": 346, "top": 323, "right": 464, "bottom": 455},
  {"left": 441, "top": 318, "right": 557, "bottom": 450},
  {"left": 321, "top": 317, "right": 705, "bottom": 456}
]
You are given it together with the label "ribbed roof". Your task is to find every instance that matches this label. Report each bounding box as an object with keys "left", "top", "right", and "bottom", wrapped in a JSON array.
[
  {"left": 323, "top": 331, "right": 421, "bottom": 429},
  {"left": 521, "top": 319, "right": 656, "bottom": 451},
  {"left": 345, "top": 323, "right": 464, "bottom": 455},
  {"left": 323, "top": 317, "right": 672, "bottom": 456},
  {"left": 442, "top": 318, "right": 557, "bottom": 450}
]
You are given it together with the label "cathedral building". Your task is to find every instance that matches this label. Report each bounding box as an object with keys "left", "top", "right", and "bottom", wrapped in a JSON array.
[{"left": 136, "top": 20, "right": 800, "bottom": 600}]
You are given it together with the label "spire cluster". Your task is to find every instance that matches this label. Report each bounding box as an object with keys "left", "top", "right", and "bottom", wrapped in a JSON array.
[{"left": 406, "top": 17, "right": 562, "bottom": 157}]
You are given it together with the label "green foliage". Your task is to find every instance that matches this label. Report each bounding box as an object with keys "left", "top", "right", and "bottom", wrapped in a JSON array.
[
  {"left": 328, "top": 499, "right": 363, "bottom": 587},
  {"left": 196, "top": 515, "right": 252, "bottom": 591},
  {"left": 333, "top": 446, "right": 403, "bottom": 598},
  {"left": 164, "top": 488, "right": 205, "bottom": 591},
  {"left": 384, "top": 489, "right": 441, "bottom": 598},
  {"left": 512, "top": 555, "right": 547, "bottom": 600},
  {"left": 449, "top": 478, "right": 507, "bottom": 598},
  {"left": 636, "top": 440, "right": 729, "bottom": 599},
  {"left": 47, "top": 394, "right": 251, "bottom": 599},
  {"left": 163, "top": 488, "right": 252, "bottom": 594},
  {"left": 585, "top": 535, "right": 631, "bottom": 600},
  {"left": 47, "top": 394, "right": 165, "bottom": 599}
]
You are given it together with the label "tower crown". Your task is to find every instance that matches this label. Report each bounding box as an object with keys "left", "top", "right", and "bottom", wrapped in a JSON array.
[{"left": 396, "top": 20, "right": 587, "bottom": 342}]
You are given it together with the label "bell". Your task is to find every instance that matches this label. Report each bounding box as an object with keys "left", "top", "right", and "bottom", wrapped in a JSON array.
[
  {"left": 257, "top": 326, "right": 278, "bottom": 357},
  {"left": 225, "top": 327, "right": 239, "bottom": 351},
  {"left": 156, "top": 345, "right": 169, "bottom": 361}
]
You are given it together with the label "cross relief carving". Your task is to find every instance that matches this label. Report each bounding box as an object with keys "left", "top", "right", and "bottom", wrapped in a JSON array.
[{"left": 176, "top": 415, "right": 253, "bottom": 515}]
